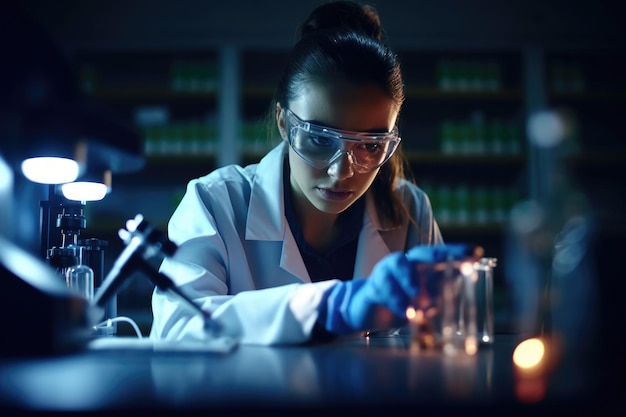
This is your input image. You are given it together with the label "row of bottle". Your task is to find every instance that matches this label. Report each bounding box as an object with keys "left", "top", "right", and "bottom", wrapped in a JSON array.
[
  {"left": 436, "top": 59, "right": 502, "bottom": 92},
  {"left": 240, "top": 119, "right": 273, "bottom": 153},
  {"left": 439, "top": 116, "right": 524, "bottom": 156},
  {"left": 420, "top": 182, "right": 521, "bottom": 226},
  {"left": 141, "top": 121, "right": 219, "bottom": 156},
  {"left": 170, "top": 60, "right": 219, "bottom": 93},
  {"left": 139, "top": 115, "right": 276, "bottom": 156}
]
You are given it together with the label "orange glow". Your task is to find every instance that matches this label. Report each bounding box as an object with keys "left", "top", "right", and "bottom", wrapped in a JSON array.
[
  {"left": 512, "top": 337, "right": 549, "bottom": 403},
  {"left": 406, "top": 306, "right": 417, "bottom": 320},
  {"left": 460, "top": 261, "right": 475, "bottom": 278},
  {"left": 513, "top": 338, "right": 545, "bottom": 369},
  {"left": 465, "top": 336, "right": 478, "bottom": 356}
]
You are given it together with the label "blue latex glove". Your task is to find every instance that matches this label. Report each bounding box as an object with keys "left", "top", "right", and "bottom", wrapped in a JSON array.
[{"left": 318, "top": 244, "right": 471, "bottom": 335}]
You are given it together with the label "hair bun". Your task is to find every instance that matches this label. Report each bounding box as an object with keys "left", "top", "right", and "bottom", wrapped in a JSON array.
[{"left": 297, "top": 1, "right": 385, "bottom": 41}]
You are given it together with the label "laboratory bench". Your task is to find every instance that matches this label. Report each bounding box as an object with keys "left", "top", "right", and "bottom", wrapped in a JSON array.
[{"left": 0, "top": 331, "right": 618, "bottom": 416}]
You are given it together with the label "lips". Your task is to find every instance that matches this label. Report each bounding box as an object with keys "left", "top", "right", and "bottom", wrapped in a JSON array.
[{"left": 317, "top": 187, "right": 353, "bottom": 201}]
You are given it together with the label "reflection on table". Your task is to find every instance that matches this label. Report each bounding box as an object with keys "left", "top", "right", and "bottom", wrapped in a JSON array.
[{"left": 0, "top": 332, "right": 605, "bottom": 414}]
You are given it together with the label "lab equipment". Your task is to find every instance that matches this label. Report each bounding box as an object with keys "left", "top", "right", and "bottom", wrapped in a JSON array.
[
  {"left": 66, "top": 246, "right": 94, "bottom": 301},
  {"left": 474, "top": 257, "right": 497, "bottom": 345},
  {"left": 79, "top": 238, "right": 115, "bottom": 334},
  {"left": 405, "top": 244, "right": 484, "bottom": 355},
  {"left": 43, "top": 198, "right": 86, "bottom": 261},
  {"left": 93, "top": 214, "right": 222, "bottom": 336},
  {"left": 506, "top": 109, "right": 596, "bottom": 401},
  {"left": 47, "top": 246, "right": 79, "bottom": 282},
  {"left": 318, "top": 244, "right": 482, "bottom": 337},
  {"left": 43, "top": 195, "right": 117, "bottom": 332},
  {"left": 0, "top": 234, "right": 96, "bottom": 357}
]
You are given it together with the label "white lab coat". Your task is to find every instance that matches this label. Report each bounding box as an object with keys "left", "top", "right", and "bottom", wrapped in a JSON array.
[{"left": 150, "top": 141, "right": 443, "bottom": 345}]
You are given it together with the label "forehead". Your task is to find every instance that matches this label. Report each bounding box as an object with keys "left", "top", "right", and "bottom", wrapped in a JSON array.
[{"left": 289, "top": 81, "right": 398, "bottom": 132}]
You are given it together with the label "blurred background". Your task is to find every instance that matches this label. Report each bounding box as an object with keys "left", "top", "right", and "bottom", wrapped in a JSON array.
[{"left": 4, "top": 0, "right": 625, "bottom": 340}]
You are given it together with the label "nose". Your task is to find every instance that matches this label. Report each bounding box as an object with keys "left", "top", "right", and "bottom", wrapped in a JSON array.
[{"left": 326, "top": 151, "right": 355, "bottom": 180}]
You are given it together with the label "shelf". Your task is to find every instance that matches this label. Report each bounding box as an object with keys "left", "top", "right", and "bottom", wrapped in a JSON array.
[
  {"left": 114, "top": 155, "right": 216, "bottom": 186},
  {"left": 549, "top": 91, "right": 626, "bottom": 101},
  {"left": 405, "top": 86, "right": 523, "bottom": 100},
  {"left": 89, "top": 89, "right": 218, "bottom": 100},
  {"left": 242, "top": 85, "right": 276, "bottom": 98},
  {"left": 439, "top": 223, "right": 507, "bottom": 235},
  {"left": 403, "top": 151, "right": 526, "bottom": 164}
]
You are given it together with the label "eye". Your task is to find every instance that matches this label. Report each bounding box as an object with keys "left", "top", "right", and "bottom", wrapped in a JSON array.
[
  {"left": 357, "top": 142, "right": 384, "bottom": 154},
  {"left": 309, "top": 134, "right": 334, "bottom": 147}
]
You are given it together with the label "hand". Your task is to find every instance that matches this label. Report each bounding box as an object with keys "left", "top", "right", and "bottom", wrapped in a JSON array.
[{"left": 318, "top": 244, "right": 472, "bottom": 335}]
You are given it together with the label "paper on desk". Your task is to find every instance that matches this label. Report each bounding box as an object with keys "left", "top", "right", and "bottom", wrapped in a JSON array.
[{"left": 87, "top": 336, "right": 238, "bottom": 354}]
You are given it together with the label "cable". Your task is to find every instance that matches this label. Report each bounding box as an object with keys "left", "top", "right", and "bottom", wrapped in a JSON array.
[{"left": 94, "top": 316, "right": 143, "bottom": 339}]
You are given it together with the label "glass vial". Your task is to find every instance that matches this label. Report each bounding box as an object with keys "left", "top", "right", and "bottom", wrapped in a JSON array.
[
  {"left": 66, "top": 246, "right": 94, "bottom": 301},
  {"left": 475, "top": 257, "right": 497, "bottom": 345}
]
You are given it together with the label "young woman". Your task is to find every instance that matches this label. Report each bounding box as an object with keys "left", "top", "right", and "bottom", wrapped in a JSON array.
[{"left": 150, "top": 1, "right": 445, "bottom": 345}]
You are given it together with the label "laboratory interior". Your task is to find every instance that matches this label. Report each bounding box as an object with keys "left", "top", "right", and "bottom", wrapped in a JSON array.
[{"left": 1, "top": 0, "right": 625, "bottom": 414}]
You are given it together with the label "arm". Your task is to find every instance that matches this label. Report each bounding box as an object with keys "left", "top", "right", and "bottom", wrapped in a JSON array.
[{"left": 149, "top": 174, "right": 340, "bottom": 345}]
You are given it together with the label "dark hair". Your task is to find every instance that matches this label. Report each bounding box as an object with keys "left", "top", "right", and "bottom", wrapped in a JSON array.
[{"left": 270, "top": 1, "right": 414, "bottom": 227}]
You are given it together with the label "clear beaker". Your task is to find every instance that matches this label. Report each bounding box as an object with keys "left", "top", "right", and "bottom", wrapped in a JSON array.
[{"left": 407, "top": 246, "right": 482, "bottom": 356}]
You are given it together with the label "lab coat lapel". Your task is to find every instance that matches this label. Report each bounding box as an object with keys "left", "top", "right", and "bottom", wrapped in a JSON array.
[
  {"left": 245, "top": 142, "right": 311, "bottom": 282},
  {"left": 353, "top": 193, "right": 407, "bottom": 278},
  {"left": 279, "top": 226, "right": 311, "bottom": 283},
  {"left": 245, "top": 142, "right": 287, "bottom": 241}
]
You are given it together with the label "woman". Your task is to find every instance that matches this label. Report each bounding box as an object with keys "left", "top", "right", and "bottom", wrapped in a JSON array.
[{"left": 150, "top": 1, "right": 444, "bottom": 345}]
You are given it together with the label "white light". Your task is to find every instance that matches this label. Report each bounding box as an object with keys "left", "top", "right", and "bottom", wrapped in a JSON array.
[
  {"left": 21, "top": 157, "right": 80, "bottom": 184},
  {"left": 527, "top": 111, "right": 565, "bottom": 148},
  {"left": 61, "top": 181, "right": 108, "bottom": 201}
]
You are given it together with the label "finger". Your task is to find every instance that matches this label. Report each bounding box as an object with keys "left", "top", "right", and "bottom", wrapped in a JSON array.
[{"left": 368, "top": 252, "right": 415, "bottom": 317}]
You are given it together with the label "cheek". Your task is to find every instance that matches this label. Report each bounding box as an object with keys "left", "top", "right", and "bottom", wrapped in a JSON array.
[
  {"left": 288, "top": 150, "right": 322, "bottom": 181},
  {"left": 354, "top": 171, "right": 378, "bottom": 194}
]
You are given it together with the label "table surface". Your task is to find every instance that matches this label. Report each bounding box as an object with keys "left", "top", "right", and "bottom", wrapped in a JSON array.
[{"left": 0, "top": 331, "right": 613, "bottom": 415}]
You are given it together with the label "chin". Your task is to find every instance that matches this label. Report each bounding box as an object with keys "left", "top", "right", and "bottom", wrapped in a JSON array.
[{"left": 314, "top": 199, "right": 353, "bottom": 215}]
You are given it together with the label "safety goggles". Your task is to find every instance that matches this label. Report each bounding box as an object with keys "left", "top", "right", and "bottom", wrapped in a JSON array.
[{"left": 285, "top": 108, "right": 401, "bottom": 173}]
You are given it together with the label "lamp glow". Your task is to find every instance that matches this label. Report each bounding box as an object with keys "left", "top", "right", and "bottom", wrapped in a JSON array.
[
  {"left": 513, "top": 337, "right": 545, "bottom": 369},
  {"left": 61, "top": 181, "right": 108, "bottom": 201},
  {"left": 21, "top": 157, "right": 80, "bottom": 184}
]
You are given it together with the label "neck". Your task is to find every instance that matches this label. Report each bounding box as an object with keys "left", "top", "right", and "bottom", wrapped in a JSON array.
[{"left": 294, "top": 195, "right": 338, "bottom": 253}]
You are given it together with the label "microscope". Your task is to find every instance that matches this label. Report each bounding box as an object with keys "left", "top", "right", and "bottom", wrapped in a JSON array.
[{"left": 42, "top": 190, "right": 115, "bottom": 335}]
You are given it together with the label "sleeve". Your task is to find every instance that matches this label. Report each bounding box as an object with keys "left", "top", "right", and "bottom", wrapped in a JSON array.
[{"left": 149, "top": 176, "right": 341, "bottom": 345}]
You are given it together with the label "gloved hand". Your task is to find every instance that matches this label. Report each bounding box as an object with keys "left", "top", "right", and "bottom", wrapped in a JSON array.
[{"left": 318, "top": 244, "right": 471, "bottom": 335}]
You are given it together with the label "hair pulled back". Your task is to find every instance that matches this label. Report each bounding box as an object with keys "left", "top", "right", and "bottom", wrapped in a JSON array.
[{"left": 272, "top": 1, "right": 413, "bottom": 227}]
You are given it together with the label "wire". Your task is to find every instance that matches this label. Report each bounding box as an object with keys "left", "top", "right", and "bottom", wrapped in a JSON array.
[{"left": 94, "top": 316, "right": 143, "bottom": 339}]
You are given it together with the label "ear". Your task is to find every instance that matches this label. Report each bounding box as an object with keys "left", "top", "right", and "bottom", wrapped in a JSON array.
[{"left": 276, "top": 104, "right": 288, "bottom": 142}]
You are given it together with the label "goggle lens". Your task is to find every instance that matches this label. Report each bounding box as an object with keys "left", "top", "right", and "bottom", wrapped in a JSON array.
[{"left": 286, "top": 109, "right": 400, "bottom": 173}]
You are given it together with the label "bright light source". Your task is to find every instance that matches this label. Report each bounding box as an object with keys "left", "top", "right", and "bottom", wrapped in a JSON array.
[
  {"left": 513, "top": 337, "right": 545, "bottom": 369},
  {"left": 61, "top": 181, "right": 108, "bottom": 201},
  {"left": 21, "top": 157, "right": 80, "bottom": 184}
]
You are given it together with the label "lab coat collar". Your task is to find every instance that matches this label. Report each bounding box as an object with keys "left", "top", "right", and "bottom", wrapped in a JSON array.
[
  {"left": 245, "top": 142, "right": 288, "bottom": 242},
  {"left": 353, "top": 193, "right": 404, "bottom": 277}
]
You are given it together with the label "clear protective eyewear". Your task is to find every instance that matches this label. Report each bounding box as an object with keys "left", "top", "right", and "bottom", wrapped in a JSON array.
[{"left": 285, "top": 108, "right": 401, "bottom": 173}]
